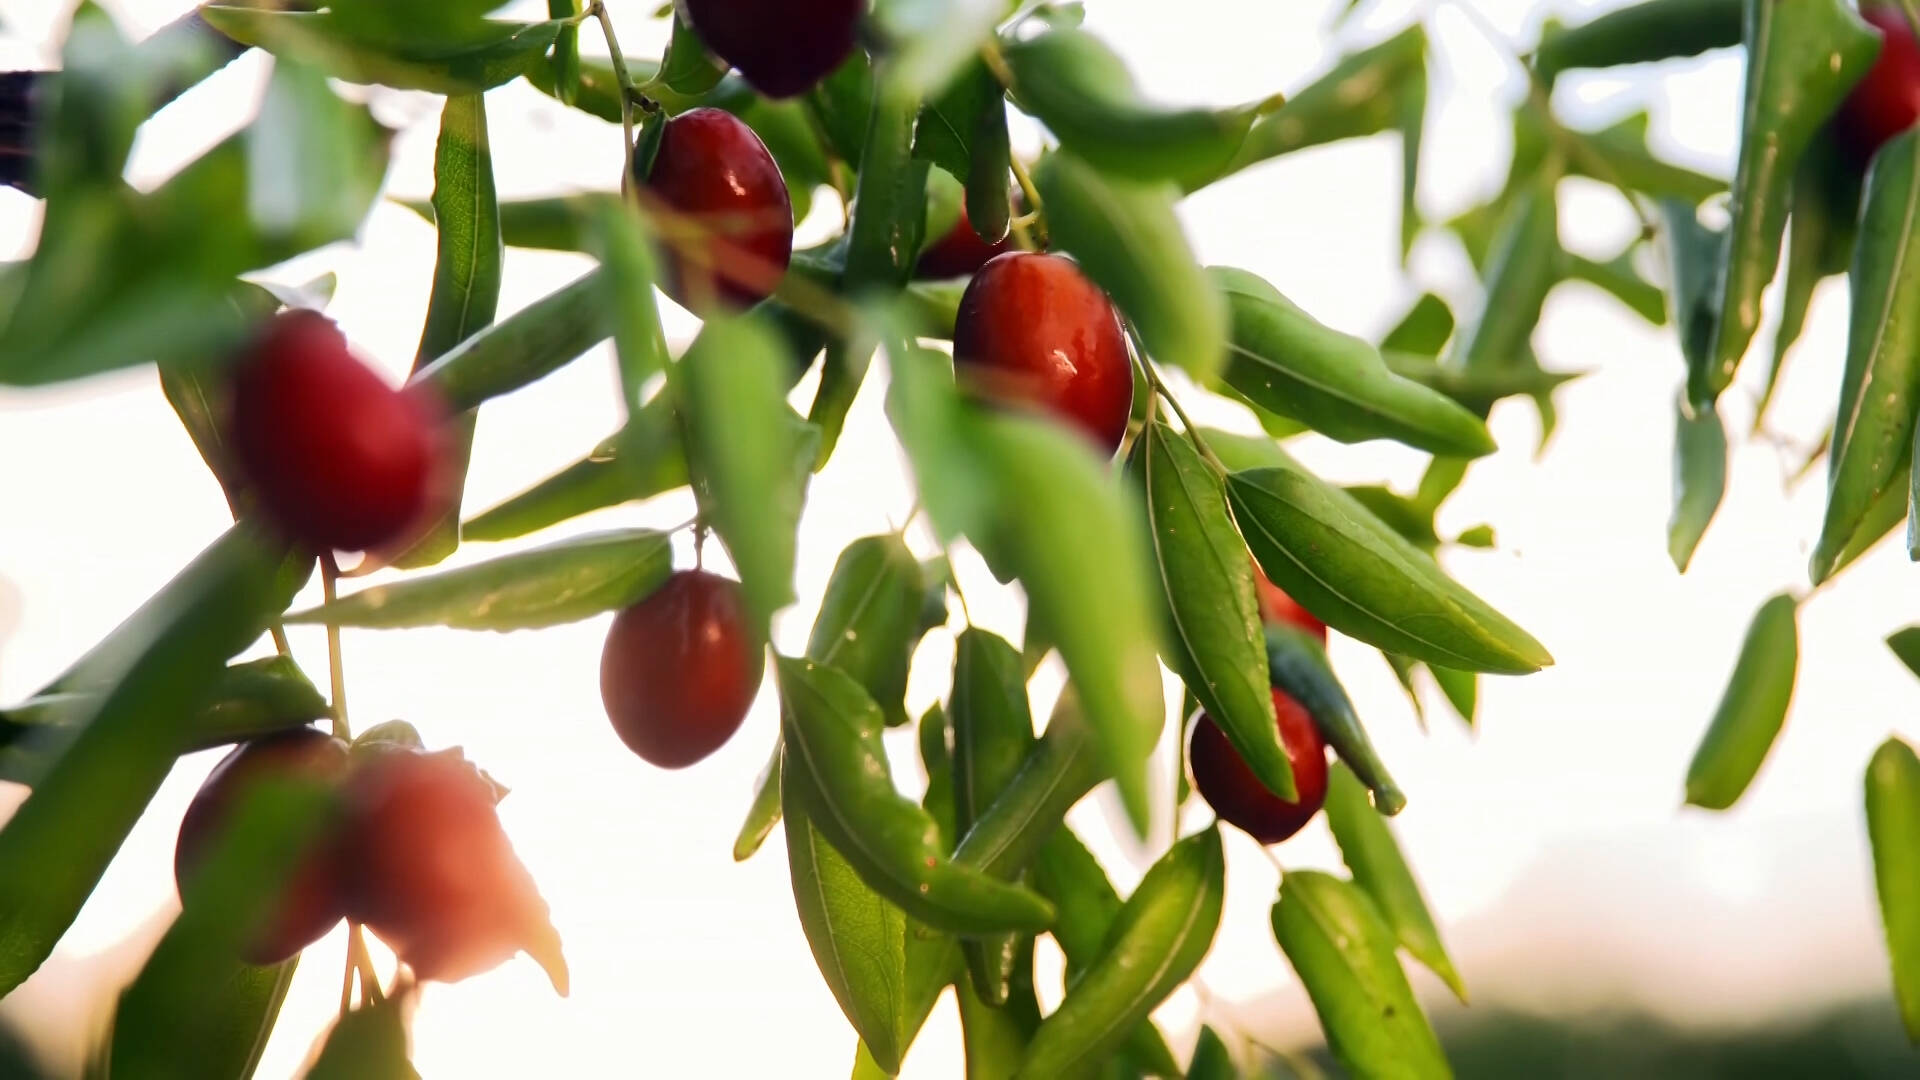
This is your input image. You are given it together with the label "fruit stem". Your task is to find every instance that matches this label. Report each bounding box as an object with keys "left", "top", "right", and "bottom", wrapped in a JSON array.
[
  {"left": 1008, "top": 154, "right": 1044, "bottom": 223},
  {"left": 587, "top": 2, "right": 639, "bottom": 201},
  {"left": 1135, "top": 350, "right": 1228, "bottom": 475},
  {"left": 268, "top": 622, "right": 292, "bottom": 657},
  {"left": 319, "top": 553, "right": 350, "bottom": 741}
]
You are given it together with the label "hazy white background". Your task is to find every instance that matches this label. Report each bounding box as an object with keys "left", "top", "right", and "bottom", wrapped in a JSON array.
[{"left": 0, "top": 0, "right": 1912, "bottom": 1075}]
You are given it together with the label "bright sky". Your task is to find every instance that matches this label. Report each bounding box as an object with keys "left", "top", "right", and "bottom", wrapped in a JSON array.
[{"left": 1, "top": 0, "right": 1914, "bottom": 1076}]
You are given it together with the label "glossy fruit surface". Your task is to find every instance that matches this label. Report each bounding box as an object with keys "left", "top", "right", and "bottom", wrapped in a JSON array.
[
  {"left": 952, "top": 251, "right": 1134, "bottom": 454},
  {"left": 601, "top": 569, "right": 762, "bottom": 768},
  {"left": 1839, "top": 7, "right": 1920, "bottom": 161},
  {"left": 229, "top": 309, "right": 446, "bottom": 554},
  {"left": 915, "top": 206, "right": 1013, "bottom": 280},
  {"left": 342, "top": 747, "right": 567, "bottom": 992},
  {"left": 1254, "top": 562, "right": 1328, "bottom": 641},
  {"left": 174, "top": 727, "right": 350, "bottom": 965},
  {"left": 637, "top": 107, "right": 794, "bottom": 309},
  {"left": 1189, "top": 687, "right": 1330, "bottom": 845},
  {"left": 680, "top": 0, "right": 863, "bottom": 99}
]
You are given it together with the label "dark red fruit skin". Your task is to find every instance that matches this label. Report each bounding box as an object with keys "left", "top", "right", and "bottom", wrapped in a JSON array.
[
  {"left": 952, "top": 252, "right": 1134, "bottom": 455},
  {"left": 1838, "top": 7, "right": 1920, "bottom": 162},
  {"left": 1189, "top": 687, "right": 1330, "bottom": 845},
  {"left": 600, "top": 569, "right": 762, "bottom": 768},
  {"left": 915, "top": 206, "right": 1012, "bottom": 280},
  {"left": 174, "top": 728, "right": 350, "bottom": 965},
  {"left": 342, "top": 747, "right": 566, "bottom": 992},
  {"left": 228, "top": 310, "right": 448, "bottom": 555},
  {"left": 680, "top": 0, "right": 863, "bottom": 99},
  {"left": 638, "top": 107, "right": 794, "bottom": 309},
  {"left": 1254, "top": 563, "right": 1328, "bottom": 641}
]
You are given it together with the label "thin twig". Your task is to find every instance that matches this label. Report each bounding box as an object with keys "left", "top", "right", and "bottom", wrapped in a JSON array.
[
  {"left": 269, "top": 622, "right": 292, "bottom": 657},
  {"left": 1135, "top": 350, "right": 1227, "bottom": 474},
  {"left": 319, "top": 553, "right": 349, "bottom": 741},
  {"left": 589, "top": 2, "right": 639, "bottom": 200},
  {"left": 1009, "top": 154, "right": 1044, "bottom": 220}
]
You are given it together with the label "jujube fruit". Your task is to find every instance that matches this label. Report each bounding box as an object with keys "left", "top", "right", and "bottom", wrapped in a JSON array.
[
  {"left": 1189, "top": 687, "right": 1330, "bottom": 845},
  {"left": 679, "top": 0, "right": 863, "bottom": 99},
  {"left": 228, "top": 309, "right": 447, "bottom": 555},
  {"left": 601, "top": 569, "right": 762, "bottom": 768},
  {"left": 1837, "top": 6, "right": 1920, "bottom": 161},
  {"left": 341, "top": 746, "right": 567, "bottom": 993},
  {"left": 174, "top": 727, "right": 350, "bottom": 965},
  {"left": 915, "top": 206, "right": 1013, "bottom": 280},
  {"left": 952, "top": 251, "right": 1134, "bottom": 455},
  {"left": 1254, "top": 562, "right": 1328, "bottom": 641},
  {"left": 636, "top": 107, "right": 794, "bottom": 309}
]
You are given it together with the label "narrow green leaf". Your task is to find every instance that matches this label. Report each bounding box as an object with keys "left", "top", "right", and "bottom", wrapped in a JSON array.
[
  {"left": 1382, "top": 351, "right": 1582, "bottom": 412},
  {"left": 959, "top": 953, "right": 1041, "bottom": 1080},
  {"left": 1888, "top": 627, "right": 1920, "bottom": 680},
  {"left": 681, "top": 316, "right": 820, "bottom": 637},
  {"left": 306, "top": 995, "right": 419, "bottom": 1080},
  {"left": 1227, "top": 463, "right": 1554, "bottom": 674},
  {"left": 1453, "top": 176, "right": 1559, "bottom": 379},
  {"left": 1684, "top": 592, "right": 1799, "bottom": 810},
  {"left": 847, "top": 72, "right": 931, "bottom": 293},
  {"left": 1535, "top": 0, "right": 1740, "bottom": 78},
  {"left": 1759, "top": 133, "right": 1863, "bottom": 431},
  {"left": 1034, "top": 151, "right": 1228, "bottom": 387},
  {"left": 1397, "top": 50, "right": 1427, "bottom": 262},
  {"left": 1697, "top": 0, "right": 1879, "bottom": 408},
  {"left": 950, "top": 628, "right": 1038, "bottom": 1002},
  {"left": 1272, "top": 871, "right": 1451, "bottom": 1079},
  {"left": 1659, "top": 197, "right": 1726, "bottom": 382},
  {"left": 812, "top": 49, "right": 877, "bottom": 165},
  {"left": 1383, "top": 293, "right": 1456, "bottom": 358},
  {"left": 1216, "top": 268, "right": 1494, "bottom": 457},
  {"left": 1564, "top": 111, "right": 1726, "bottom": 204},
  {"left": 397, "top": 193, "right": 593, "bottom": 252},
  {"left": 1265, "top": 623, "right": 1405, "bottom": 814},
  {"left": 1137, "top": 422, "right": 1291, "bottom": 802},
  {"left": 394, "top": 93, "right": 503, "bottom": 570},
  {"left": 0, "top": 526, "right": 291, "bottom": 994},
  {"left": 1003, "top": 28, "right": 1263, "bottom": 189},
  {"left": 1564, "top": 249, "right": 1666, "bottom": 325},
  {"left": 461, "top": 406, "right": 689, "bottom": 543},
  {"left": 915, "top": 60, "right": 1012, "bottom": 243},
  {"left": 970, "top": 411, "right": 1166, "bottom": 835},
  {"left": 1015, "top": 828, "right": 1225, "bottom": 1079},
  {"left": 1813, "top": 130, "right": 1920, "bottom": 583},
  {"left": 1224, "top": 26, "right": 1426, "bottom": 182},
  {"left": 809, "top": 338, "right": 874, "bottom": 471},
  {"left": 1867, "top": 736, "right": 1920, "bottom": 1041},
  {"left": 200, "top": 8, "right": 565, "bottom": 95},
  {"left": 733, "top": 741, "right": 785, "bottom": 862},
  {"left": 872, "top": 0, "right": 1006, "bottom": 99},
  {"left": 287, "top": 528, "right": 673, "bottom": 631},
  {"left": 808, "top": 535, "right": 929, "bottom": 728},
  {"left": 1840, "top": 462, "right": 1910, "bottom": 576},
  {"left": 887, "top": 345, "right": 994, "bottom": 544},
  {"left": 1429, "top": 664, "right": 1477, "bottom": 726},
  {"left": 546, "top": 0, "right": 580, "bottom": 106},
  {"left": 779, "top": 657, "right": 1057, "bottom": 935},
  {"left": 1669, "top": 397, "right": 1727, "bottom": 573},
  {"left": 656, "top": 10, "right": 728, "bottom": 95},
  {"left": 248, "top": 57, "right": 389, "bottom": 256},
  {"left": 951, "top": 689, "right": 1105, "bottom": 881},
  {"left": 413, "top": 269, "right": 610, "bottom": 414},
  {"left": 1325, "top": 765, "right": 1464, "bottom": 1002},
  {"left": 1188, "top": 1025, "right": 1237, "bottom": 1080}
]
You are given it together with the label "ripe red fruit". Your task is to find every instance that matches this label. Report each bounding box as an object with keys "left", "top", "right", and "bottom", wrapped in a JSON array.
[
  {"left": 174, "top": 728, "right": 350, "bottom": 965},
  {"left": 342, "top": 747, "right": 567, "bottom": 993},
  {"left": 915, "top": 206, "right": 1012, "bottom": 280},
  {"left": 228, "top": 310, "right": 447, "bottom": 555},
  {"left": 637, "top": 107, "right": 794, "bottom": 310},
  {"left": 600, "top": 569, "right": 762, "bottom": 768},
  {"left": 952, "top": 251, "right": 1134, "bottom": 454},
  {"left": 1189, "top": 687, "right": 1330, "bottom": 845},
  {"left": 1838, "top": 6, "right": 1920, "bottom": 161},
  {"left": 1253, "top": 562, "right": 1328, "bottom": 641},
  {"left": 680, "top": 0, "right": 863, "bottom": 99}
]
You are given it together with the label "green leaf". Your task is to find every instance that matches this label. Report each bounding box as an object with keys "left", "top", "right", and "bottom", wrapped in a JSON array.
[
  {"left": 1669, "top": 396, "right": 1728, "bottom": 574},
  {"left": 1684, "top": 592, "right": 1799, "bottom": 810},
  {"left": 200, "top": 8, "right": 565, "bottom": 95},
  {"left": 462, "top": 406, "right": 688, "bottom": 543},
  {"left": 1188, "top": 1026, "right": 1237, "bottom": 1080},
  {"left": 1453, "top": 175, "right": 1559, "bottom": 379},
  {"left": 0, "top": 526, "right": 292, "bottom": 995},
  {"left": 872, "top": 0, "right": 1008, "bottom": 99},
  {"left": 1759, "top": 132, "right": 1863, "bottom": 431},
  {"left": 1264, "top": 623, "right": 1405, "bottom": 815},
  {"left": 1381, "top": 351, "right": 1582, "bottom": 413},
  {"left": 397, "top": 193, "right": 592, "bottom": 253},
  {"left": 1223, "top": 26, "right": 1426, "bottom": 184},
  {"left": 287, "top": 528, "right": 673, "bottom": 631},
  {"left": 1271, "top": 871, "right": 1451, "bottom": 1079},
  {"left": 1534, "top": 0, "right": 1742, "bottom": 78},
  {"left": 307, "top": 995, "right": 419, "bottom": 1080},
  {"left": 847, "top": 73, "right": 932, "bottom": 295},
  {"left": 1226, "top": 461, "right": 1554, "bottom": 674},
  {"left": 588, "top": 199, "right": 670, "bottom": 413},
  {"left": 733, "top": 742, "right": 786, "bottom": 862},
  {"left": 1838, "top": 462, "right": 1911, "bottom": 576},
  {"left": 1397, "top": 47, "right": 1428, "bottom": 262},
  {"left": 1136, "top": 422, "right": 1291, "bottom": 801},
  {"left": 808, "top": 535, "right": 929, "bottom": 728},
  {"left": 1889, "top": 627, "right": 1920, "bottom": 680},
  {"left": 887, "top": 345, "right": 995, "bottom": 544},
  {"left": 1563, "top": 111, "right": 1726, "bottom": 204},
  {"left": 655, "top": 9, "right": 728, "bottom": 96},
  {"left": 950, "top": 628, "right": 1038, "bottom": 1002},
  {"left": 1034, "top": 151, "right": 1228, "bottom": 387},
  {"left": 414, "top": 269, "right": 610, "bottom": 414},
  {"left": 108, "top": 782, "right": 330, "bottom": 1080},
  {"left": 546, "top": 0, "right": 580, "bottom": 107},
  {"left": 1659, "top": 197, "right": 1727, "bottom": 381},
  {"left": 950, "top": 690, "right": 1106, "bottom": 881},
  {"left": 1563, "top": 248, "right": 1666, "bottom": 325},
  {"left": 812, "top": 49, "right": 877, "bottom": 165},
  {"left": 969, "top": 411, "right": 1166, "bottom": 835},
  {"left": 1324, "top": 765, "right": 1464, "bottom": 1002},
  {"left": 958, "top": 951, "right": 1042, "bottom": 1080},
  {"left": 1215, "top": 268, "right": 1495, "bottom": 457},
  {"left": 394, "top": 94, "right": 504, "bottom": 570},
  {"left": 681, "top": 316, "right": 821, "bottom": 637},
  {"left": 915, "top": 60, "right": 1012, "bottom": 244},
  {"left": 1382, "top": 293, "right": 1456, "bottom": 357},
  {"left": 1867, "top": 736, "right": 1920, "bottom": 1041},
  {"left": 1015, "top": 828, "right": 1224, "bottom": 1079},
  {"left": 1003, "top": 28, "right": 1263, "bottom": 190},
  {"left": 778, "top": 658, "right": 1057, "bottom": 935},
  {"left": 248, "top": 58, "right": 390, "bottom": 256},
  {"left": 1696, "top": 0, "right": 1879, "bottom": 409},
  {"left": 1429, "top": 664, "right": 1477, "bottom": 725},
  {"left": 1812, "top": 130, "right": 1920, "bottom": 583}
]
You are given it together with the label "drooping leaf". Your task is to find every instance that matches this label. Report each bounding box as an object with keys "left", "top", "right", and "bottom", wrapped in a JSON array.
[
  {"left": 200, "top": 8, "right": 565, "bottom": 95},
  {"left": 1272, "top": 871, "right": 1451, "bottom": 1079},
  {"left": 413, "top": 269, "right": 610, "bottom": 414},
  {"left": 1695, "top": 0, "right": 1879, "bottom": 409},
  {"left": 1264, "top": 623, "right": 1405, "bottom": 814},
  {"left": 1684, "top": 592, "right": 1799, "bottom": 810},
  {"left": 1659, "top": 197, "right": 1727, "bottom": 385},
  {"left": 1757, "top": 130, "right": 1863, "bottom": 432},
  {"left": 287, "top": 529, "right": 673, "bottom": 632},
  {"left": 1867, "top": 736, "right": 1920, "bottom": 1041},
  {"left": 1453, "top": 175, "right": 1559, "bottom": 380},
  {"left": 1324, "top": 765, "right": 1465, "bottom": 1002},
  {"left": 1669, "top": 396, "right": 1727, "bottom": 573},
  {"left": 949, "top": 628, "right": 1038, "bottom": 1002},
  {"left": 808, "top": 534, "right": 929, "bottom": 729},
  {"left": 1534, "top": 0, "right": 1742, "bottom": 79}
]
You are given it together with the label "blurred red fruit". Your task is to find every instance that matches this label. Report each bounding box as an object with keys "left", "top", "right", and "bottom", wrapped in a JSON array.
[{"left": 1189, "top": 687, "right": 1330, "bottom": 844}]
